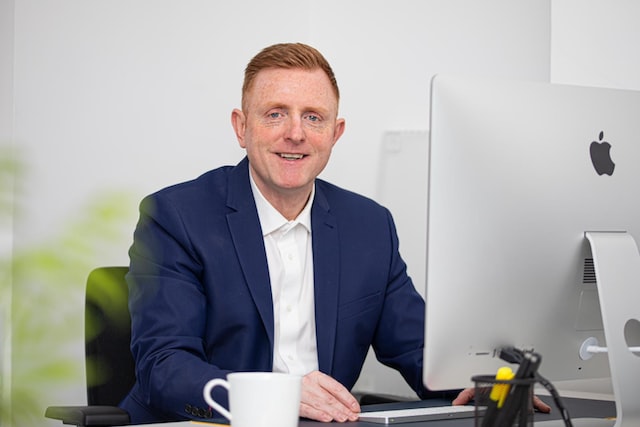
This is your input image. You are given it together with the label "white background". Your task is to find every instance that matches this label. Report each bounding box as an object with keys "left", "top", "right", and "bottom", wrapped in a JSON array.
[{"left": 2, "top": 1, "right": 640, "bottom": 424}]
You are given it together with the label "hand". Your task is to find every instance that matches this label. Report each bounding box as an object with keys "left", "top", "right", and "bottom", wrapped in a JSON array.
[
  {"left": 452, "top": 388, "right": 552, "bottom": 413},
  {"left": 299, "top": 371, "right": 361, "bottom": 422}
]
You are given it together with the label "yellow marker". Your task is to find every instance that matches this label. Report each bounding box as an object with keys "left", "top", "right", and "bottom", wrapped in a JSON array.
[
  {"left": 481, "top": 366, "right": 516, "bottom": 427},
  {"left": 491, "top": 366, "right": 515, "bottom": 408}
]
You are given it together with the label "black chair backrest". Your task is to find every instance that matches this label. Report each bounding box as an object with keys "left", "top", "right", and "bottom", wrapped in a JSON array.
[{"left": 84, "top": 267, "right": 135, "bottom": 406}]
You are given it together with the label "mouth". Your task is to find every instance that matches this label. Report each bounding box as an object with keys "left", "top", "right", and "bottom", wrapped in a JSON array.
[{"left": 278, "top": 153, "right": 306, "bottom": 160}]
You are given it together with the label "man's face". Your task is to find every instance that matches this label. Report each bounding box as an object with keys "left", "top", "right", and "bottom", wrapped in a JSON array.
[{"left": 232, "top": 67, "right": 345, "bottom": 204}]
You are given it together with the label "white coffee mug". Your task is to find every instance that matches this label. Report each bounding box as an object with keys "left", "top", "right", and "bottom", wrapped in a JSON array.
[{"left": 203, "top": 372, "right": 302, "bottom": 427}]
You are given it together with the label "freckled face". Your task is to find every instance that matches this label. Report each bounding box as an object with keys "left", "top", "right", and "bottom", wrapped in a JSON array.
[{"left": 231, "top": 68, "right": 345, "bottom": 203}]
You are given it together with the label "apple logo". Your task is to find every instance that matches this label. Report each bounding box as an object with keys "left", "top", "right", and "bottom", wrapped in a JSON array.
[{"left": 589, "top": 131, "right": 615, "bottom": 176}]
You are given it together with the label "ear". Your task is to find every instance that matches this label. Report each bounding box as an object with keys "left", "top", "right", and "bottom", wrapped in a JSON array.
[
  {"left": 331, "top": 118, "right": 346, "bottom": 147},
  {"left": 231, "top": 109, "right": 247, "bottom": 148}
]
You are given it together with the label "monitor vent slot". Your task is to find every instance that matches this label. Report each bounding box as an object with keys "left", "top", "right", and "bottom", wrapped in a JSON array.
[{"left": 583, "top": 258, "right": 597, "bottom": 284}]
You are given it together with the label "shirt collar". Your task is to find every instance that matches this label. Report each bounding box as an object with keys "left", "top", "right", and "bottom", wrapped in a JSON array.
[{"left": 250, "top": 171, "right": 314, "bottom": 236}]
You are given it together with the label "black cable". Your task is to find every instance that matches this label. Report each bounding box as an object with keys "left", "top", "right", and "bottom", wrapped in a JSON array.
[
  {"left": 535, "top": 372, "right": 574, "bottom": 427},
  {"left": 498, "top": 346, "right": 524, "bottom": 364},
  {"left": 498, "top": 347, "right": 574, "bottom": 427}
]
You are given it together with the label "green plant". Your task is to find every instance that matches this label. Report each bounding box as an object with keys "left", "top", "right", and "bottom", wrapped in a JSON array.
[{"left": 1, "top": 146, "right": 135, "bottom": 426}]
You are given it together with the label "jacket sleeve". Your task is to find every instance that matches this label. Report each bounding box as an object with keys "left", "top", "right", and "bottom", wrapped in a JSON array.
[
  {"left": 126, "top": 192, "right": 232, "bottom": 420},
  {"left": 371, "top": 209, "right": 462, "bottom": 399},
  {"left": 368, "top": 208, "right": 431, "bottom": 397}
]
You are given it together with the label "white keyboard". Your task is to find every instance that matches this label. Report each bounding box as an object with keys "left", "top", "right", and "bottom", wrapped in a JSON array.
[
  {"left": 358, "top": 405, "right": 480, "bottom": 424},
  {"left": 536, "top": 418, "right": 616, "bottom": 427}
]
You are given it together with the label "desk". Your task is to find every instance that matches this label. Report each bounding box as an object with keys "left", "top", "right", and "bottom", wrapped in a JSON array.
[{"left": 145, "top": 396, "right": 616, "bottom": 427}]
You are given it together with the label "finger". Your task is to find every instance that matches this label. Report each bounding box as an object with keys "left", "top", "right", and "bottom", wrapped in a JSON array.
[
  {"left": 299, "top": 390, "right": 358, "bottom": 422},
  {"left": 300, "top": 371, "right": 360, "bottom": 422},
  {"left": 299, "top": 401, "right": 334, "bottom": 423},
  {"left": 533, "top": 395, "right": 552, "bottom": 413},
  {"left": 451, "top": 388, "right": 475, "bottom": 405},
  {"left": 315, "top": 373, "right": 360, "bottom": 413}
]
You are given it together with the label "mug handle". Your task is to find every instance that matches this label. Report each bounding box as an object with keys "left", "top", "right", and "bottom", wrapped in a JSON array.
[{"left": 203, "top": 378, "right": 232, "bottom": 421}]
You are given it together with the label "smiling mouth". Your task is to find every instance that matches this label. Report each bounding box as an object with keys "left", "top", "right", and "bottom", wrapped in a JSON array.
[{"left": 278, "top": 153, "right": 305, "bottom": 160}]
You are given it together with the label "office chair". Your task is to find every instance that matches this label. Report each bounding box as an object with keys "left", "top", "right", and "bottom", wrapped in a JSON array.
[{"left": 45, "top": 266, "right": 133, "bottom": 426}]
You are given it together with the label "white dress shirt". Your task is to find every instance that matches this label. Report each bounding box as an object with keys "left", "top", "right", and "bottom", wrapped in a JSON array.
[{"left": 250, "top": 173, "right": 319, "bottom": 375}]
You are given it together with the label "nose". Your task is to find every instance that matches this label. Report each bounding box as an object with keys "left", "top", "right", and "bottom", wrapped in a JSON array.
[{"left": 285, "top": 116, "right": 305, "bottom": 143}]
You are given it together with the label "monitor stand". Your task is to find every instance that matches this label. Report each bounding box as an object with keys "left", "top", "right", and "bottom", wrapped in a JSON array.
[{"left": 585, "top": 231, "right": 640, "bottom": 427}]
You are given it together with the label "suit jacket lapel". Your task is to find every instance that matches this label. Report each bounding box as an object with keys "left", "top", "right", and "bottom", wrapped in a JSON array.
[
  {"left": 225, "top": 162, "right": 340, "bottom": 375},
  {"left": 225, "top": 158, "right": 275, "bottom": 353},
  {"left": 311, "top": 185, "right": 340, "bottom": 375}
]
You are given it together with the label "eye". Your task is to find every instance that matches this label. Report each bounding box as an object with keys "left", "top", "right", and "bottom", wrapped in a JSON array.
[
  {"left": 305, "top": 114, "right": 321, "bottom": 122},
  {"left": 269, "top": 111, "right": 283, "bottom": 119}
]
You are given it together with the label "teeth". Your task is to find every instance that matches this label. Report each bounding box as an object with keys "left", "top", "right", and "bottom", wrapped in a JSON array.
[{"left": 279, "top": 153, "right": 304, "bottom": 160}]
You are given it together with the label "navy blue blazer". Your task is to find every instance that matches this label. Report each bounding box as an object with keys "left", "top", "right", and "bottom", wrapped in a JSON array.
[{"left": 120, "top": 157, "right": 429, "bottom": 423}]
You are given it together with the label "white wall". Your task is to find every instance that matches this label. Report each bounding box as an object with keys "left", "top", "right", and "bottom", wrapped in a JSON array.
[
  {"left": 551, "top": 0, "right": 640, "bottom": 90},
  {"left": 6, "top": 1, "right": 638, "bottom": 425},
  {"left": 12, "top": 0, "right": 552, "bottom": 251}
]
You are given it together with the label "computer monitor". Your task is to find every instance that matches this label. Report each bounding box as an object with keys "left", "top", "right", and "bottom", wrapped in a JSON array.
[{"left": 422, "top": 74, "right": 640, "bottom": 424}]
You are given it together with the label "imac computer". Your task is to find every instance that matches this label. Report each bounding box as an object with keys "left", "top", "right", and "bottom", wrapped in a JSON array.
[{"left": 423, "top": 75, "right": 640, "bottom": 426}]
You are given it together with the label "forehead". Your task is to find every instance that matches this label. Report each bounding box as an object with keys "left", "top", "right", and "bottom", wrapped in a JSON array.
[{"left": 246, "top": 68, "right": 338, "bottom": 112}]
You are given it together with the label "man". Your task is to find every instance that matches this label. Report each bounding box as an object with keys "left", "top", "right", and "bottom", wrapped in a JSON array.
[{"left": 120, "top": 43, "right": 548, "bottom": 424}]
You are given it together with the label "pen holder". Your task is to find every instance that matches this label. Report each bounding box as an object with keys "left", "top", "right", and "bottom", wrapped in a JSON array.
[{"left": 472, "top": 374, "right": 536, "bottom": 427}]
